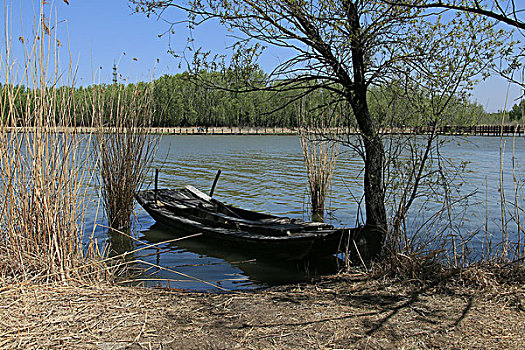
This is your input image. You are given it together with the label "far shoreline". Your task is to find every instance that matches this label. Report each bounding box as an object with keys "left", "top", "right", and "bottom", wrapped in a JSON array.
[{"left": 4, "top": 124, "right": 523, "bottom": 136}]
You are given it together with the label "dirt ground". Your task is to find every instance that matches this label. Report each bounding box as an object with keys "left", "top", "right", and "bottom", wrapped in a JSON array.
[{"left": 0, "top": 274, "right": 524, "bottom": 349}]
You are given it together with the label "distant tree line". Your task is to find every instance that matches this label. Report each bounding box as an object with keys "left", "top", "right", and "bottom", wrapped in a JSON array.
[
  {"left": 0, "top": 71, "right": 505, "bottom": 128},
  {"left": 150, "top": 70, "right": 302, "bottom": 127}
]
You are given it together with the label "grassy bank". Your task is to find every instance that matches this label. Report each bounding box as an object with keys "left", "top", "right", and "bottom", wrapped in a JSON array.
[{"left": 1, "top": 272, "right": 523, "bottom": 349}]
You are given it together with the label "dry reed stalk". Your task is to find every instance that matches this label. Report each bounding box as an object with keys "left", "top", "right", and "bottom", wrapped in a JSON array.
[
  {"left": 0, "top": 4, "right": 108, "bottom": 285},
  {"left": 299, "top": 129, "right": 338, "bottom": 222},
  {"left": 493, "top": 81, "right": 525, "bottom": 264},
  {"left": 92, "top": 83, "right": 158, "bottom": 231},
  {"left": 497, "top": 85, "right": 525, "bottom": 263},
  {"left": 499, "top": 98, "right": 509, "bottom": 258}
]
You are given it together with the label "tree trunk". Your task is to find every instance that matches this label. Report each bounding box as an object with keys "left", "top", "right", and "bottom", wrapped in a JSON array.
[
  {"left": 348, "top": 89, "right": 388, "bottom": 262},
  {"left": 345, "top": 1, "right": 387, "bottom": 262}
]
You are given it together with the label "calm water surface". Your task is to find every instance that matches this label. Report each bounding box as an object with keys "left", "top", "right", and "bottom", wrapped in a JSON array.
[{"left": 85, "top": 135, "right": 525, "bottom": 291}]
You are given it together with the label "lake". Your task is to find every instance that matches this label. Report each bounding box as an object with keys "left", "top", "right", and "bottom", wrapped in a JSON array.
[{"left": 85, "top": 135, "right": 525, "bottom": 291}]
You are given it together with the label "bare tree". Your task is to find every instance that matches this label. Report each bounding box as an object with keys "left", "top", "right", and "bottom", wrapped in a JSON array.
[{"left": 131, "top": 0, "right": 508, "bottom": 261}]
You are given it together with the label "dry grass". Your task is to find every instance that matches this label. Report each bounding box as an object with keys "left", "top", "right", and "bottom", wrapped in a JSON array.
[
  {"left": 93, "top": 83, "right": 158, "bottom": 231},
  {"left": 0, "top": 274, "right": 522, "bottom": 349},
  {"left": 0, "top": 4, "right": 108, "bottom": 285},
  {"left": 0, "top": 284, "right": 166, "bottom": 349},
  {"left": 299, "top": 128, "right": 338, "bottom": 222}
]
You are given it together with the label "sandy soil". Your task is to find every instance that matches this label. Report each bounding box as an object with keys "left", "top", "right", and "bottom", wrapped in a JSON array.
[{"left": 0, "top": 274, "right": 524, "bottom": 349}]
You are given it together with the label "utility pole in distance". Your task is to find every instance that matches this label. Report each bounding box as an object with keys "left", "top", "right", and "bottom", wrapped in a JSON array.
[{"left": 112, "top": 63, "right": 118, "bottom": 84}]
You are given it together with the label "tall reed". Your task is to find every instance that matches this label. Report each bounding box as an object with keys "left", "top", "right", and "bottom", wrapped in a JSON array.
[
  {"left": 93, "top": 82, "right": 157, "bottom": 231},
  {"left": 299, "top": 128, "right": 338, "bottom": 222},
  {"left": 496, "top": 86, "right": 525, "bottom": 264},
  {"left": 0, "top": 5, "right": 106, "bottom": 284}
]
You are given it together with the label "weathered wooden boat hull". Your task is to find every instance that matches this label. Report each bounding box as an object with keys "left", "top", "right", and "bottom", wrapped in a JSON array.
[
  {"left": 143, "top": 222, "right": 344, "bottom": 284},
  {"left": 135, "top": 187, "right": 350, "bottom": 260}
]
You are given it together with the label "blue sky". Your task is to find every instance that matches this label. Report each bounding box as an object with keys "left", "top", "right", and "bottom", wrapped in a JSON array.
[{"left": 2, "top": 0, "right": 521, "bottom": 112}]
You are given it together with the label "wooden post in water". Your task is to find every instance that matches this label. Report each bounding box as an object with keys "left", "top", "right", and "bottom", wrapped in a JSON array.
[
  {"left": 210, "top": 169, "right": 222, "bottom": 197},
  {"left": 154, "top": 169, "right": 159, "bottom": 203}
]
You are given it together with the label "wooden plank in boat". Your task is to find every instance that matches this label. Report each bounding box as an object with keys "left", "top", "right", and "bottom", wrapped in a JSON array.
[{"left": 185, "top": 185, "right": 213, "bottom": 202}]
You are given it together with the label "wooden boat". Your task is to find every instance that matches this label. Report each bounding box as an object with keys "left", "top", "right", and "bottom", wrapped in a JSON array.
[{"left": 135, "top": 186, "right": 350, "bottom": 260}]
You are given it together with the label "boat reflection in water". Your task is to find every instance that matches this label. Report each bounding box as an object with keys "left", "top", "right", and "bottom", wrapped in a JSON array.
[{"left": 135, "top": 222, "right": 344, "bottom": 291}]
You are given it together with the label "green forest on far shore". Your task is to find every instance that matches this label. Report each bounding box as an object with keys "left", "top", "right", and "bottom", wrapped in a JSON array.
[{"left": 2, "top": 69, "right": 521, "bottom": 128}]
